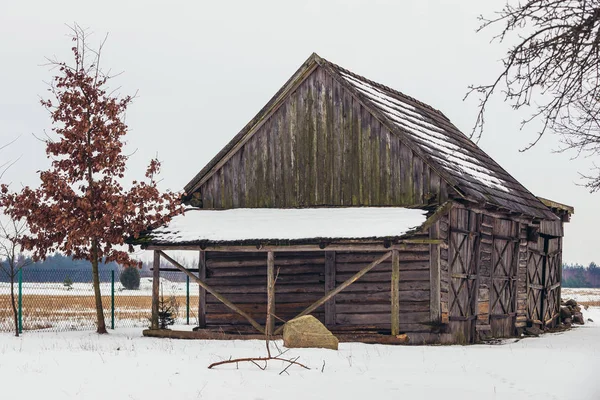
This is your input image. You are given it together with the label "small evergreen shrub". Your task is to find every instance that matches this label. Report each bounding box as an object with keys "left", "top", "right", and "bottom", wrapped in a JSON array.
[
  {"left": 158, "top": 294, "right": 178, "bottom": 329},
  {"left": 63, "top": 276, "right": 73, "bottom": 290},
  {"left": 120, "top": 267, "right": 141, "bottom": 290}
]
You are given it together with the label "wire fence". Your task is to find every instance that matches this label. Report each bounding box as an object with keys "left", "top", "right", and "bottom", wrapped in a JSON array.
[{"left": 0, "top": 268, "right": 200, "bottom": 333}]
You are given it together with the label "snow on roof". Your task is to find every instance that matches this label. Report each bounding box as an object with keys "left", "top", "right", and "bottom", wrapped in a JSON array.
[
  {"left": 339, "top": 72, "right": 510, "bottom": 193},
  {"left": 147, "top": 207, "right": 428, "bottom": 244}
]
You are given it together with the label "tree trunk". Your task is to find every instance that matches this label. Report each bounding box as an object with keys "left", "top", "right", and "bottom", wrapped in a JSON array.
[
  {"left": 91, "top": 239, "right": 107, "bottom": 334},
  {"left": 10, "top": 269, "right": 18, "bottom": 337}
]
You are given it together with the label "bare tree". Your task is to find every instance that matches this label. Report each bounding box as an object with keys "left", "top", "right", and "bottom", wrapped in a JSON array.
[
  {"left": 467, "top": 0, "right": 600, "bottom": 191},
  {"left": 0, "top": 217, "right": 31, "bottom": 336},
  {"left": 0, "top": 136, "right": 21, "bottom": 181}
]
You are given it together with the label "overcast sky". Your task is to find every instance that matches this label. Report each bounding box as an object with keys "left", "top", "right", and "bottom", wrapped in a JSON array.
[{"left": 0, "top": 0, "right": 597, "bottom": 264}]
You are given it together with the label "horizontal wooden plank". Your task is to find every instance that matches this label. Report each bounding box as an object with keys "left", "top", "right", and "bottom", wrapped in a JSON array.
[
  {"left": 336, "top": 301, "right": 429, "bottom": 313},
  {"left": 205, "top": 274, "right": 323, "bottom": 286},
  {"left": 336, "top": 311, "right": 431, "bottom": 325},
  {"left": 206, "top": 284, "right": 325, "bottom": 294},
  {"left": 208, "top": 265, "right": 323, "bottom": 277},
  {"left": 333, "top": 280, "right": 430, "bottom": 292},
  {"left": 336, "top": 290, "right": 430, "bottom": 303},
  {"left": 206, "top": 293, "right": 322, "bottom": 303},
  {"left": 206, "top": 257, "right": 325, "bottom": 268},
  {"left": 335, "top": 260, "right": 429, "bottom": 273}
]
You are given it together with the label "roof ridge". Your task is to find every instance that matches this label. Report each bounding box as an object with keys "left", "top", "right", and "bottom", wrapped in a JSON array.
[{"left": 317, "top": 55, "right": 450, "bottom": 122}]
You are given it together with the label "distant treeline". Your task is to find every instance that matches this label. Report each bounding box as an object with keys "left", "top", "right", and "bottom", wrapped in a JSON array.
[
  {"left": 0, "top": 254, "right": 152, "bottom": 283},
  {"left": 0, "top": 253, "right": 190, "bottom": 283},
  {"left": 562, "top": 262, "right": 600, "bottom": 288}
]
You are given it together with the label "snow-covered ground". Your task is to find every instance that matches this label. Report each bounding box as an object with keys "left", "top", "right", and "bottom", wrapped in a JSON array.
[{"left": 0, "top": 308, "right": 598, "bottom": 399}]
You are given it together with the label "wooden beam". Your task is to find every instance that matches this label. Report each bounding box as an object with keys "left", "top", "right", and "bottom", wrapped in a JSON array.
[
  {"left": 274, "top": 251, "right": 392, "bottom": 334},
  {"left": 151, "top": 250, "right": 160, "bottom": 330},
  {"left": 146, "top": 240, "right": 442, "bottom": 253},
  {"left": 324, "top": 251, "right": 336, "bottom": 327},
  {"left": 157, "top": 250, "right": 265, "bottom": 334},
  {"left": 429, "top": 222, "right": 441, "bottom": 323},
  {"left": 198, "top": 250, "right": 206, "bottom": 328},
  {"left": 391, "top": 249, "right": 400, "bottom": 336},
  {"left": 266, "top": 251, "right": 275, "bottom": 335},
  {"left": 419, "top": 201, "right": 453, "bottom": 233}
]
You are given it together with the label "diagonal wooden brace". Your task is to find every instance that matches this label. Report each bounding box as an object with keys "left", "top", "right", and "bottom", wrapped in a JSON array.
[{"left": 157, "top": 250, "right": 265, "bottom": 334}]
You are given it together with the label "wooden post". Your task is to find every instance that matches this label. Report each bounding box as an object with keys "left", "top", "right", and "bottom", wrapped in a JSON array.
[
  {"left": 274, "top": 251, "right": 392, "bottom": 335},
  {"left": 267, "top": 251, "right": 275, "bottom": 335},
  {"left": 157, "top": 250, "right": 265, "bottom": 333},
  {"left": 391, "top": 249, "right": 400, "bottom": 336},
  {"left": 265, "top": 251, "right": 275, "bottom": 337},
  {"left": 324, "top": 251, "right": 336, "bottom": 327},
  {"left": 151, "top": 250, "right": 160, "bottom": 330},
  {"left": 198, "top": 250, "right": 206, "bottom": 328},
  {"left": 430, "top": 221, "right": 442, "bottom": 323}
]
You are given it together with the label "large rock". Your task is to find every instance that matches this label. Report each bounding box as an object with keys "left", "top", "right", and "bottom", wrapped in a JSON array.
[
  {"left": 573, "top": 313, "right": 585, "bottom": 325},
  {"left": 565, "top": 299, "right": 578, "bottom": 307},
  {"left": 283, "top": 315, "right": 339, "bottom": 350},
  {"left": 524, "top": 326, "right": 543, "bottom": 337},
  {"left": 560, "top": 306, "right": 572, "bottom": 320}
]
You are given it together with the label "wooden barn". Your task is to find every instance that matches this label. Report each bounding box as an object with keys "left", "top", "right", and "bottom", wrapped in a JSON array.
[{"left": 138, "top": 53, "right": 573, "bottom": 344}]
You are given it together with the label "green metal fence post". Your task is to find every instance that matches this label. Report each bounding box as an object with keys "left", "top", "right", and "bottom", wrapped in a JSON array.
[
  {"left": 186, "top": 275, "right": 190, "bottom": 325},
  {"left": 111, "top": 270, "right": 115, "bottom": 330},
  {"left": 18, "top": 269, "right": 22, "bottom": 334}
]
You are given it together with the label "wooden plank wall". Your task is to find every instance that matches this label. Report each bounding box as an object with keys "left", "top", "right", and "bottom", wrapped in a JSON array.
[
  {"left": 334, "top": 242, "right": 431, "bottom": 332},
  {"left": 201, "top": 241, "right": 432, "bottom": 333},
  {"left": 198, "top": 66, "right": 451, "bottom": 209},
  {"left": 204, "top": 251, "right": 326, "bottom": 326}
]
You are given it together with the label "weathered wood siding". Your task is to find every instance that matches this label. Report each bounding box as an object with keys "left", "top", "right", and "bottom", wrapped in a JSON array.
[
  {"left": 197, "top": 66, "right": 451, "bottom": 209},
  {"left": 204, "top": 251, "right": 326, "bottom": 326},
  {"left": 201, "top": 241, "right": 432, "bottom": 333}
]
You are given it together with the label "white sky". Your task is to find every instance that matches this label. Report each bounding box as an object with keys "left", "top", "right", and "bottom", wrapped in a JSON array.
[{"left": 0, "top": 0, "right": 597, "bottom": 264}]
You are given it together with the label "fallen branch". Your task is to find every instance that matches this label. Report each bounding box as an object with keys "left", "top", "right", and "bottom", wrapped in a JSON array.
[
  {"left": 208, "top": 356, "right": 309, "bottom": 371},
  {"left": 207, "top": 261, "right": 310, "bottom": 373}
]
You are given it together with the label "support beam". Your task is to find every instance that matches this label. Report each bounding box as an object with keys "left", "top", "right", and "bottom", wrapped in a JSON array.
[
  {"left": 146, "top": 240, "right": 443, "bottom": 253},
  {"left": 151, "top": 250, "right": 160, "bottom": 330},
  {"left": 429, "top": 222, "right": 441, "bottom": 323},
  {"left": 266, "top": 251, "right": 275, "bottom": 335},
  {"left": 198, "top": 250, "right": 206, "bottom": 328},
  {"left": 158, "top": 250, "right": 265, "bottom": 334},
  {"left": 324, "top": 251, "right": 336, "bottom": 327},
  {"left": 391, "top": 249, "right": 400, "bottom": 336},
  {"left": 274, "top": 251, "right": 392, "bottom": 334}
]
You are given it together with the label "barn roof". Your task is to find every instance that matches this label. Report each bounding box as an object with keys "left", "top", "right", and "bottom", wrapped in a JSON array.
[
  {"left": 144, "top": 207, "right": 428, "bottom": 245},
  {"left": 184, "top": 53, "right": 557, "bottom": 220}
]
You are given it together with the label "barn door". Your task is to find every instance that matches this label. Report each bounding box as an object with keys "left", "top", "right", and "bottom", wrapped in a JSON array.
[
  {"left": 448, "top": 209, "right": 479, "bottom": 343},
  {"left": 527, "top": 236, "right": 562, "bottom": 327},
  {"left": 542, "top": 237, "right": 562, "bottom": 326},
  {"left": 526, "top": 239, "right": 544, "bottom": 325},
  {"left": 489, "top": 220, "right": 519, "bottom": 337}
]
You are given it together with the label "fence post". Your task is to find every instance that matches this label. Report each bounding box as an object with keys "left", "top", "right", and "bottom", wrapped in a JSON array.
[
  {"left": 186, "top": 275, "right": 190, "bottom": 325},
  {"left": 111, "top": 270, "right": 115, "bottom": 330},
  {"left": 18, "top": 269, "right": 23, "bottom": 334}
]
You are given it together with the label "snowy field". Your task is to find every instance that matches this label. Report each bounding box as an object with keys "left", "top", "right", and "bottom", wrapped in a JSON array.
[
  {"left": 561, "top": 288, "right": 600, "bottom": 305},
  {"left": 0, "top": 308, "right": 598, "bottom": 399},
  {"left": 0, "top": 277, "right": 186, "bottom": 297},
  {"left": 0, "top": 278, "right": 195, "bottom": 332}
]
